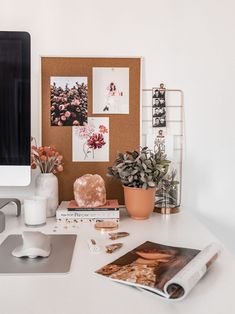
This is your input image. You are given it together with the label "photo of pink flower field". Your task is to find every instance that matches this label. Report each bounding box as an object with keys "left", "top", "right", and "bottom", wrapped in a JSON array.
[{"left": 50, "top": 76, "right": 88, "bottom": 126}]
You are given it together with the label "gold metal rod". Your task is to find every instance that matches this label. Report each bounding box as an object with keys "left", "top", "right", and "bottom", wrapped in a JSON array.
[
  {"left": 142, "top": 87, "right": 184, "bottom": 210},
  {"left": 142, "top": 119, "right": 183, "bottom": 123},
  {"left": 143, "top": 105, "right": 183, "bottom": 108},
  {"left": 142, "top": 88, "right": 183, "bottom": 92}
]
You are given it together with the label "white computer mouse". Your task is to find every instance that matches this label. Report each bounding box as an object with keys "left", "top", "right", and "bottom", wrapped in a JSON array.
[{"left": 12, "top": 231, "right": 51, "bottom": 259}]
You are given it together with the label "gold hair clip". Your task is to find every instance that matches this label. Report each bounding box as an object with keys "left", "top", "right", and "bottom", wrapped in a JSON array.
[
  {"left": 108, "top": 232, "right": 129, "bottom": 240},
  {"left": 105, "top": 243, "right": 123, "bottom": 254}
]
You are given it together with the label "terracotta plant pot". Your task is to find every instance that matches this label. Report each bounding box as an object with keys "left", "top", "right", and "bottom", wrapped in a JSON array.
[{"left": 123, "top": 186, "right": 156, "bottom": 220}]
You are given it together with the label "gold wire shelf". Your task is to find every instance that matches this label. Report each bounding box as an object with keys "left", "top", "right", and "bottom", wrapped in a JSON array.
[{"left": 142, "top": 85, "right": 184, "bottom": 214}]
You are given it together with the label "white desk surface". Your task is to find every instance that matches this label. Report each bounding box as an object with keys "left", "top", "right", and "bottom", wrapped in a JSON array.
[{"left": 0, "top": 206, "right": 234, "bottom": 314}]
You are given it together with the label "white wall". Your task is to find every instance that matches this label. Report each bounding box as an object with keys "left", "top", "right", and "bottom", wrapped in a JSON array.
[{"left": 0, "top": 0, "right": 235, "bottom": 251}]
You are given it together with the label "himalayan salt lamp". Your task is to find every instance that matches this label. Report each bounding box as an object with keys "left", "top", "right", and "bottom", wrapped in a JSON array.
[{"left": 74, "top": 174, "right": 106, "bottom": 207}]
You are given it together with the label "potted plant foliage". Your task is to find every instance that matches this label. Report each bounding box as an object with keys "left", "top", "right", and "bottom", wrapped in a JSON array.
[{"left": 108, "top": 147, "right": 171, "bottom": 219}]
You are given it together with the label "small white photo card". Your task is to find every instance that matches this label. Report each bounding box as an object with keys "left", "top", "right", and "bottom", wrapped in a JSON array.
[
  {"left": 72, "top": 117, "right": 109, "bottom": 162},
  {"left": 92, "top": 67, "right": 129, "bottom": 114},
  {"left": 50, "top": 76, "right": 88, "bottom": 126},
  {"left": 146, "top": 128, "right": 174, "bottom": 158}
]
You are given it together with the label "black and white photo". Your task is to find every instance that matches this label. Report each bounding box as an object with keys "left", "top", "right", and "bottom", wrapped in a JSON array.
[{"left": 152, "top": 87, "right": 166, "bottom": 128}]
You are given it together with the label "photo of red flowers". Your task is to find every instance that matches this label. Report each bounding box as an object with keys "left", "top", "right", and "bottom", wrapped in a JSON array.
[
  {"left": 50, "top": 76, "right": 88, "bottom": 126},
  {"left": 72, "top": 117, "right": 109, "bottom": 162}
]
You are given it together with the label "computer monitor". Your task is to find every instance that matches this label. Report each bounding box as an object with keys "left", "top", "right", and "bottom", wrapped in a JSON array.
[{"left": 0, "top": 31, "right": 31, "bottom": 186}]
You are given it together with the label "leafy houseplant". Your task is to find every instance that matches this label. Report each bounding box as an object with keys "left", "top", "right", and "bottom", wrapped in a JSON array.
[{"left": 108, "top": 147, "right": 171, "bottom": 219}]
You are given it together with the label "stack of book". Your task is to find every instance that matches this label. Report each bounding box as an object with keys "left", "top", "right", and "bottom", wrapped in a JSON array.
[{"left": 56, "top": 200, "right": 120, "bottom": 222}]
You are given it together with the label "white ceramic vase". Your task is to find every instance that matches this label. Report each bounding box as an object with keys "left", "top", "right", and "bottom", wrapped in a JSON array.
[{"left": 35, "top": 173, "right": 59, "bottom": 217}]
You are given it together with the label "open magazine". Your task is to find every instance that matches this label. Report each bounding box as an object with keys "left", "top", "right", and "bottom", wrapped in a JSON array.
[{"left": 95, "top": 241, "right": 220, "bottom": 300}]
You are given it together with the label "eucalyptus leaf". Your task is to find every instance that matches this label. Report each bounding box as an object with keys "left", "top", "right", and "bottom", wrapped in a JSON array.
[
  {"left": 131, "top": 169, "right": 138, "bottom": 175},
  {"left": 143, "top": 183, "right": 148, "bottom": 189}
]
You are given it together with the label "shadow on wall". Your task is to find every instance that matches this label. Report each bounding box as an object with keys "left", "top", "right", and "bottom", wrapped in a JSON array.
[
  {"left": 181, "top": 155, "right": 235, "bottom": 254},
  {"left": 182, "top": 156, "right": 212, "bottom": 212},
  {"left": 193, "top": 212, "right": 235, "bottom": 255}
]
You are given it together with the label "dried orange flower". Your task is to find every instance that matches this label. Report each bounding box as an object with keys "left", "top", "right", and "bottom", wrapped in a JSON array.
[{"left": 31, "top": 141, "right": 64, "bottom": 174}]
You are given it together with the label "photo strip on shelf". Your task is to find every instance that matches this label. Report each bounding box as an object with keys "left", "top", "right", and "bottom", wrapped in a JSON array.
[{"left": 152, "top": 83, "right": 166, "bottom": 128}]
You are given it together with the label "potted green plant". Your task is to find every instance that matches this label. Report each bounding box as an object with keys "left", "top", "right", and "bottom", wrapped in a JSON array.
[{"left": 108, "top": 147, "right": 171, "bottom": 219}]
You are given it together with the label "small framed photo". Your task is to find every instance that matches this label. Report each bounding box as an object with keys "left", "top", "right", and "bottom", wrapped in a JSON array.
[{"left": 92, "top": 67, "right": 129, "bottom": 114}]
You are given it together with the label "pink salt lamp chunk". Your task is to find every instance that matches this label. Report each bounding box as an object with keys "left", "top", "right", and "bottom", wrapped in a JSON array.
[{"left": 74, "top": 174, "right": 106, "bottom": 207}]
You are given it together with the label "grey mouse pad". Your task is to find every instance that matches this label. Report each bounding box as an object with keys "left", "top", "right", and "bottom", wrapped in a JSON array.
[{"left": 0, "top": 234, "right": 77, "bottom": 274}]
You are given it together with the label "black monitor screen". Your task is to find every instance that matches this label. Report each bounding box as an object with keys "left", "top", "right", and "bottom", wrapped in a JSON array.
[{"left": 0, "top": 31, "right": 30, "bottom": 165}]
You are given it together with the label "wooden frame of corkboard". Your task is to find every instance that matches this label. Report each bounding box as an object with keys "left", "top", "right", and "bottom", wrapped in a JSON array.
[{"left": 41, "top": 57, "right": 141, "bottom": 204}]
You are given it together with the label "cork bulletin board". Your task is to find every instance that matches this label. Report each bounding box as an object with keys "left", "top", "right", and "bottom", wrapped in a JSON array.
[{"left": 41, "top": 57, "right": 141, "bottom": 203}]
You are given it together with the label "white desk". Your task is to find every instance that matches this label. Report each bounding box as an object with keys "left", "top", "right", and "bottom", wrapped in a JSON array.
[{"left": 0, "top": 206, "right": 234, "bottom": 314}]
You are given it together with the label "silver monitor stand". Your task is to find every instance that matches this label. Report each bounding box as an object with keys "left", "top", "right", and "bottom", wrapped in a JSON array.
[{"left": 0, "top": 198, "right": 21, "bottom": 216}]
